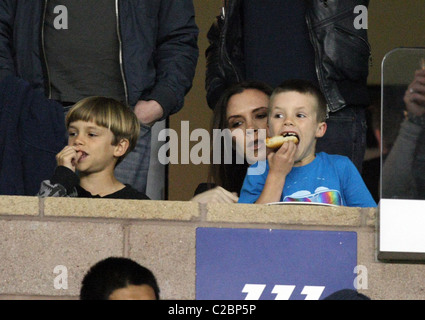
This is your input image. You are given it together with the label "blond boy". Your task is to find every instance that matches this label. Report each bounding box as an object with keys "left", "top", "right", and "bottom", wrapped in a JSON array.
[{"left": 38, "top": 97, "right": 149, "bottom": 199}]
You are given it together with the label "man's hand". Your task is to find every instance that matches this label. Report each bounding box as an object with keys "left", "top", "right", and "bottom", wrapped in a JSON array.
[{"left": 134, "top": 100, "right": 164, "bottom": 126}]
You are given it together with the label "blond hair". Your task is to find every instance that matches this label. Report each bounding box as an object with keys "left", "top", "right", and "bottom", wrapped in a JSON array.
[{"left": 66, "top": 97, "right": 140, "bottom": 164}]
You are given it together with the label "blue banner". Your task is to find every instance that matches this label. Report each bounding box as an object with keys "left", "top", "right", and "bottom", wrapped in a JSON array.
[{"left": 196, "top": 228, "right": 357, "bottom": 300}]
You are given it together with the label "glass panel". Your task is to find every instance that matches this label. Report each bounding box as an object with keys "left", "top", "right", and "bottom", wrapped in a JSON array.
[{"left": 381, "top": 47, "right": 425, "bottom": 199}]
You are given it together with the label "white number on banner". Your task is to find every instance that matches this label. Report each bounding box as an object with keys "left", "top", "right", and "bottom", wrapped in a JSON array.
[
  {"left": 242, "top": 284, "right": 325, "bottom": 300},
  {"left": 241, "top": 284, "right": 266, "bottom": 300},
  {"left": 300, "top": 286, "right": 326, "bottom": 300},
  {"left": 271, "top": 285, "right": 296, "bottom": 300}
]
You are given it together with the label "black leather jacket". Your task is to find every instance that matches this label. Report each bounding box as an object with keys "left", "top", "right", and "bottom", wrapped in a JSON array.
[{"left": 205, "top": 0, "right": 371, "bottom": 112}]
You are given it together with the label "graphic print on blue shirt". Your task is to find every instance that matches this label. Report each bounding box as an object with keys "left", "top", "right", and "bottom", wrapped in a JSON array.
[{"left": 283, "top": 187, "right": 343, "bottom": 206}]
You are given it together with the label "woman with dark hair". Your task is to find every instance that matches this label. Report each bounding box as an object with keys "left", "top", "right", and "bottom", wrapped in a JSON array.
[{"left": 191, "top": 81, "right": 273, "bottom": 203}]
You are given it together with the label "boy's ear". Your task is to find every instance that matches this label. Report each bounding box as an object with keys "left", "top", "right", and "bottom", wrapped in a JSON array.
[
  {"left": 113, "top": 139, "right": 130, "bottom": 158},
  {"left": 315, "top": 121, "right": 327, "bottom": 138}
]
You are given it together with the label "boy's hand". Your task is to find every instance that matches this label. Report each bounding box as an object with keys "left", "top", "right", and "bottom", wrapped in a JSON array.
[
  {"left": 134, "top": 100, "right": 164, "bottom": 126},
  {"left": 267, "top": 140, "right": 297, "bottom": 176},
  {"left": 255, "top": 141, "right": 296, "bottom": 204},
  {"left": 56, "top": 146, "right": 82, "bottom": 173}
]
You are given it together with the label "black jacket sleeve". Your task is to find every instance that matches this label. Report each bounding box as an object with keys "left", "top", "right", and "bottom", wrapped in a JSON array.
[
  {"left": 37, "top": 166, "right": 79, "bottom": 197},
  {"left": 205, "top": 18, "right": 227, "bottom": 110},
  {"left": 145, "top": 0, "right": 199, "bottom": 120},
  {"left": 205, "top": 1, "right": 244, "bottom": 110},
  {"left": 0, "top": 0, "right": 17, "bottom": 81}
]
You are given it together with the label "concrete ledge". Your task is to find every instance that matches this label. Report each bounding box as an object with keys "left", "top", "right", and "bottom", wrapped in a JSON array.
[
  {"left": 128, "top": 224, "right": 196, "bottom": 300},
  {"left": 1, "top": 196, "right": 424, "bottom": 300},
  {"left": 362, "top": 263, "right": 425, "bottom": 299},
  {"left": 0, "top": 196, "right": 39, "bottom": 216},
  {"left": 43, "top": 198, "right": 200, "bottom": 221},
  {"left": 0, "top": 220, "right": 124, "bottom": 296},
  {"left": 206, "top": 203, "right": 365, "bottom": 226}
]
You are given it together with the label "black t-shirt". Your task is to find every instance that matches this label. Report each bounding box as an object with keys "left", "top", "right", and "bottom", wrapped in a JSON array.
[
  {"left": 76, "top": 184, "right": 150, "bottom": 200},
  {"left": 44, "top": 0, "right": 125, "bottom": 103},
  {"left": 50, "top": 166, "right": 150, "bottom": 200},
  {"left": 243, "top": 0, "right": 318, "bottom": 88}
]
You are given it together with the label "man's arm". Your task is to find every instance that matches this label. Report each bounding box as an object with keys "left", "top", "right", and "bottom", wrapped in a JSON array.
[
  {"left": 140, "top": 0, "right": 199, "bottom": 123},
  {"left": 205, "top": 16, "right": 226, "bottom": 110},
  {"left": 205, "top": 2, "right": 244, "bottom": 110},
  {"left": 0, "top": 0, "right": 17, "bottom": 81}
]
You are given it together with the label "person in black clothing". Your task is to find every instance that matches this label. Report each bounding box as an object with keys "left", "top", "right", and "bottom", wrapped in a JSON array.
[
  {"left": 37, "top": 96, "right": 149, "bottom": 200},
  {"left": 80, "top": 257, "right": 159, "bottom": 300}
]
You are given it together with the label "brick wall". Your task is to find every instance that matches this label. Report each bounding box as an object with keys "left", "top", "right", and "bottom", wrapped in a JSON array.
[{"left": 0, "top": 196, "right": 424, "bottom": 300}]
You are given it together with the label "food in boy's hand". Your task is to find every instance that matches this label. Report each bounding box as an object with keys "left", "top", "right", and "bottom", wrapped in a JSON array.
[{"left": 265, "top": 133, "right": 299, "bottom": 149}]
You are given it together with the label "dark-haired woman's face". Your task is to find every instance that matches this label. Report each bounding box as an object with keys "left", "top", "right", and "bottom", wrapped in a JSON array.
[{"left": 226, "top": 89, "right": 269, "bottom": 163}]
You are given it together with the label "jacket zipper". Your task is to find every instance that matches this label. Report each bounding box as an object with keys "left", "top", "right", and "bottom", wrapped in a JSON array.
[
  {"left": 221, "top": 0, "right": 226, "bottom": 19},
  {"left": 115, "top": 0, "right": 129, "bottom": 106},
  {"left": 41, "top": 0, "right": 52, "bottom": 99}
]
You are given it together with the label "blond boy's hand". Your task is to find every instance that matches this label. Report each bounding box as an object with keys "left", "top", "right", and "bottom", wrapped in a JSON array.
[
  {"left": 56, "top": 146, "right": 82, "bottom": 173},
  {"left": 267, "top": 141, "right": 296, "bottom": 177}
]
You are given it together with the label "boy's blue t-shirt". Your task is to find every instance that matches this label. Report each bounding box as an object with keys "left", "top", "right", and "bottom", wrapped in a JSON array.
[{"left": 238, "top": 152, "right": 377, "bottom": 207}]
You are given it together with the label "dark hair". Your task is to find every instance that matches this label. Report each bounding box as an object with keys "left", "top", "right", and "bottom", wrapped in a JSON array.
[
  {"left": 209, "top": 81, "right": 273, "bottom": 193},
  {"left": 80, "top": 257, "right": 160, "bottom": 300},
  {"left": 270, "top": 79, "right": 328, "bottom": 122},
  {"left": 323, "top": 289, "right": 371, "bottom": 300}
]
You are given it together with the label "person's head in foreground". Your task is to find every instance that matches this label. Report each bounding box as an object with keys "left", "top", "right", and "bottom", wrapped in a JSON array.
[
  {"left": 80, "top": 257, "right": 160, "bottom": 300},
  {"left": 323, "top": 289, "right": 370, "bottom": 300}
]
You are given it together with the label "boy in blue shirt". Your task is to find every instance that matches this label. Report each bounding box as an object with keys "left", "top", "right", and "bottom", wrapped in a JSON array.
[{"left": 238, "top": 80, "right": 376, "bottom": 207}]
